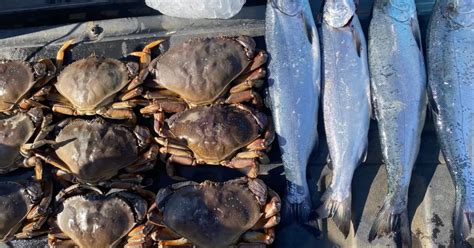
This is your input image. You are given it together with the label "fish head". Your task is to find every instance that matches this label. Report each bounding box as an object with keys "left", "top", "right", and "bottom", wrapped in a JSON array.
[
  {"left": 323, "top": 0, "right": 356, "bottom": 28},
  {"left": 444, "top": 0, "right": 474, "bottom": 27},
  {"left": 381, "top": 0, "right": 416, "bottom": 22},
  {"left": 270, "top": 0, "right": 304, "bottom": 16}
]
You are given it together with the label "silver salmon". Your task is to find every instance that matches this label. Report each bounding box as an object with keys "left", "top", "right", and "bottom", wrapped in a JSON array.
[
  {"left": 265, "top": 0, "right": 320, "bottom": 222},
  {"left": 427, "top": 0, "right": 474, "bottom": 246},
  {"left": 368, "top": 0, "right": 427, "bottom": 246},
  {"left": 316, "top": 0, "right": 371, "bottom": 237}
]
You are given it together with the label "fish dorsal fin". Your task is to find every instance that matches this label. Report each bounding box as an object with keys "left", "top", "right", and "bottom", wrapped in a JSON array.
[
  {"left": 271, "top": 0, "right": 304, "bottom": 16},
  {"left": 323, "top": 0, "right": 356, "bottom": 28},
  {"left": 410, "top": 17, "right": 423, "bottom": 52}
]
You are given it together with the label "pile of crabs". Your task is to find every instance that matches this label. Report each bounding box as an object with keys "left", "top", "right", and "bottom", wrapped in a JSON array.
[{"left": 0, "top": 36, "right": 281, "bottom": 248}]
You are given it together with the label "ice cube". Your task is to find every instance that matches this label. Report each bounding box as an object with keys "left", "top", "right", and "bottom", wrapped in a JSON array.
[{"left": 145, "top": 0, "right": 246, "bottom": 19}]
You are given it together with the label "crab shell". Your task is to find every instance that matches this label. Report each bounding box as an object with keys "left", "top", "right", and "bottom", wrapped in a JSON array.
[
  {"left": 0, "top": 179, "right": 44, "bottom": 241},
  {"left": 166, "top": 104, "right": 263, "bottom": 164},
  {"left": 54, "top": 118, "right": 139, "bottom": 183},
  {"left": 53, "top": 186, "right": 151, "bottom": 248},
  {"left": 150, "top": 36, "right": 256, "bottom": 105},
  {"left": 155, "top": 178, "right": 276, "bottom": 247},
  {"left": 55, "top": 57, "right": 129, "bottom": 114},
  {"left": 57, "top": 194, "right": 136, "bottom": 248},
  {"left": 0, "top": 112, "right": 36, "bottom": 173},
  {"left": 0, "top": 61, "right": 36, "bottom": 112}
]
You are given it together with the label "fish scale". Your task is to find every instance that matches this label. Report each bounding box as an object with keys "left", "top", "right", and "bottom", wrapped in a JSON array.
[
  {"left": 427, "top": 0, "right": 474, "bottom": 246},
  {"left": 368, "top": 0, "right": 427, "bottom": 246},
  {"left": 317, "top": 0, "right": 371, "bottom": 237},
  {"left": 265, "top": 0, "right": 320, "bottom": 222}
]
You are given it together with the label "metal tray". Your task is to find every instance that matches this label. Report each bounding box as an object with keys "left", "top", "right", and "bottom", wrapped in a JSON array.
[{"left": 0, "top": 1, "right": 453, "bottom": 247}]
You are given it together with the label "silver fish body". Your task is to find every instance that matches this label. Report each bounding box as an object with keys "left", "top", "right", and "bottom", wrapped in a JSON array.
[
  {"left": 316, "top": 0, "right": 370, "bottom": 237},
  {"left": 265, "top": 0, "right": 320, "bottom": 222},
  {"left": 427, "top": 0, "right": 474, "bottom": 245},
  {"left": 368, "top": 0, "right": 427, "bottom": 246}
]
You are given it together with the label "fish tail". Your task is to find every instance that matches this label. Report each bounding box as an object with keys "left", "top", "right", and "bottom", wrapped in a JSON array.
[
  {"left": 316, "top": 188, "right": 352, "bottom": 237},
  {"left": 368, "top": 201, "right": 411, "bottom": 248},
  {"left": 454, "top": 199, "right": 474, "bottom": 247},
  {"left": 281, "top": 180, "right": 312, "bottom": 224},
  {"left": 282, "top": 195, "right": 312, "bottom": 224}
]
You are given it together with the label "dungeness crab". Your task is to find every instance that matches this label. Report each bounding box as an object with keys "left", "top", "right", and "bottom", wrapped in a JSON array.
[
  {"left": 0, "top": 58, "right": 56, "bottom": 114},
  {"left": 48, "top": 184, "right": 155, "bottom": 248},
  {"left": 156, "top": 104, "right": 274, "bottom": 178},
  {"left": 0, "top": 56, "right": 55, "bottom": 177},
  {"left": 31, "top": 117, "right": 159, "bottom": 185},
  {"left": 0, "top": 108, "right": 52, "bottom": 177},
  {"left": 140, "top": 36, "right": 267, "bottom": 133},
  {"left": 150, "top": 177, "right": 281, "bottom": 248},
  {"left": 0, "top": 171, "right": 53, "bottom": 241},
  {"left": 47, "top": 39, "right": 163, "bottom": 120}
]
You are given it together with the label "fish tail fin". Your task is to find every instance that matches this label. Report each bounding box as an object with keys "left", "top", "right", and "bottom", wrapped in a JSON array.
[
  {"left": 454, "top": 200, "right": 474, "bottom": 247},
  {"left": 369, "top": 201, "right": 411, "bottom": 248},
  {"left": 282, "top": 195, "right": 312, "bottom": 224},
  {"left": 281, "top": 181, "right": 312, "bottom": 224},
  {"left": 316, "top": 188, "right": 352, "bottom": 237}
]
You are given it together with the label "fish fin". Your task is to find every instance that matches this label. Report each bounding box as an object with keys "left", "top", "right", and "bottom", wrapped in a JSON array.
[
  {"left": 317, "top": 161, "right": 333, "bottom": 190},
  {"left": 301, "top": 2, "right": 318, "bottom": 46},
  {"left": 410, "top": 17, "right": 423, "bottom": 52},
  {"left": 316, "top": 188, "right": 352, "bottom": 237},
  {"left": 351, "top": 24, "right": 362, "bottom": 58},
  {"left": 282, "top": 196, "right": 312, "bottom": 224},
  {"left": 453, "top": 202, "right": 474, "bottom": 247},
  {"left": 369, "top": 202, "right": 411, "bottom": 248}
]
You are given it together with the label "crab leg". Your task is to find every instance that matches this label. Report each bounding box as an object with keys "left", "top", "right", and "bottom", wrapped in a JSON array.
[
  {"left": 264, "top": 189, "right": 281, "bottom": 219},
  {"left": 33, "top": 151, "right": 71, "bottom": 173},
  {"left": 140, "top": 100, "right": 187, "bottom": 115},
  {"left": 225, "top": 90, "right": 264, "bottom": 107},
  {"left": 125, "top": 145, "right": 160, "bottom": 173},
  {"left": 16, "top": 180, "right": 53, "bottom": 239},
  {"left": 235, "top": 150, "right": 270, "bottom": 164},
  {"left": 125, "top": 223, "right": 155, "bottom": 248},
  {"left": 48, "top": 233, "right": 76, "bottom": 248},
  {"left": 18, "top": 59, "right": 57, "bottom": 111},
  {"left": 126, "top": 39, "right": 165, "bottom": 91},
  {"left": 97, "top": 106, "right": 136, "bottom": 120},
  {"left": 18, "top": 85, "right": 54, "bottom": 110},
  {"left": 56, "top": 39, "right": 75, "bottom": 69},
  {"left": 51, "top": 103, "right": 80, "bottom": 116},
  {"left": 158, "top": 238, "right": 193, "bottom": 247},
  {"left": 241, "top": 230, "right": 275, "bottom": 245},
  {"left": 119, "top": 86, "right": 144, "bottom": 101},
  {"left": 153, "top": 112, "right": 165, "bottom": 134},
  {"left": 245, "top": 50, "right": 268, "bottom": 73},
  {"left": 112, "top": 99, "right": 149, "bottom": 109},
  {"left": 143, "top": 89, "right": 181, "bottom": 99},
  {"left": 230, "top": 68, "right": 267, "bottom": 93},
  {"left": 130, "top": 39, "right": 165, "bottom": 67},
  {"left": 222, "top": 158, "right": 259, "bottom": 178}
]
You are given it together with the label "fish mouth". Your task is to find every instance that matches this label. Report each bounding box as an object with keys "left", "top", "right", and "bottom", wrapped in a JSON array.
[{"left": 270, "top": 0, "right": 304, "bottom": 16}]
